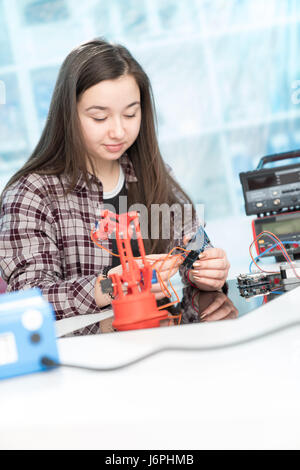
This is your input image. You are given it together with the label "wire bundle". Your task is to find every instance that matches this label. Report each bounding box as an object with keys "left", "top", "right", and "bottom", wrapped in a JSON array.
[
  {"left": 91, "top": 229, "right": 194, "bottom": 317},
  {"left": 249, "top": 230, "right": 300, "bottom": 281}
]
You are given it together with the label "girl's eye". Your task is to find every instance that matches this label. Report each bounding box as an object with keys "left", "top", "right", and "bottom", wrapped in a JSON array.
[{"left": 92, "top": 114, "right": 136, "bottom": 122}]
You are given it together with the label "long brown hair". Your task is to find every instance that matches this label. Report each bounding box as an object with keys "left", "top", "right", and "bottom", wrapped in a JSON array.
[{"left": 1, "top": 38, "right": 195, "bottom": 253}]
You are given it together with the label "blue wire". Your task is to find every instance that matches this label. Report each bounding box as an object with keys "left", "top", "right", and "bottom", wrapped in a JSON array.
[{"left": 249, "top": 240, "right": 298, "bottom": 273}]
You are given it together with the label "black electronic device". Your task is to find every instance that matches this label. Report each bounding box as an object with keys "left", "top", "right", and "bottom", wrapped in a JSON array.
[
  {"left": 181, "top": 225, "right": 211, "bottom": 269},
  {"left": 240, "top": 149, "right": 300, "bottom": 216},
  {"left": 240, "top": 149, "right": 300, "bottom": 261},
  {"left": 236, "top": 272, "right": 282, "bottom": 299},
  {"left": 236, "top": 261, "right": 300, "bottom": 299}
]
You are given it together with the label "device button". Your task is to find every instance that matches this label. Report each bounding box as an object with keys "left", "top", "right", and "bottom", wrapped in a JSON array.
[
  {"left": 30, "top": 333, "right": 41, "bottom": 344},
  {"left": 293, "top": 243, "right": 299, "bottom": 248},
  {"left": 22, "top": 309, "right": 43, "bottom": 331}
]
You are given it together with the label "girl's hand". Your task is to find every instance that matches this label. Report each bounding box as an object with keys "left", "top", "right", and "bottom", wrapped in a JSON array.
[
  {"left": 189, "top": 247, "right": 230, "bottom": 291},
  {"left": 108, "top": 254, "right": 181, "bottom": 300},
  {"left": 195, "top": 292, "right": 238, "bottom": 322},
  {"left": 145, "top": 253, "right": 181, "bottom": 300}
]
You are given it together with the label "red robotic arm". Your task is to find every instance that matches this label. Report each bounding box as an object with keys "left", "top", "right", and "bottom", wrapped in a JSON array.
[{"left": 93, "top": 210, "right": 168, "bottom": 331}]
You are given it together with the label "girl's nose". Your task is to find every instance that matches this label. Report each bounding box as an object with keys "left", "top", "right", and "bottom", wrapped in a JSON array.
[{"left": 108, "top": 117, "right": 125, "bottom": 140}]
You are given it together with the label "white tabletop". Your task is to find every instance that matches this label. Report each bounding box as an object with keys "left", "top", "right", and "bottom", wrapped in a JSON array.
[{"left": 1, "top": 281, "right": 300, "bottom": 450}]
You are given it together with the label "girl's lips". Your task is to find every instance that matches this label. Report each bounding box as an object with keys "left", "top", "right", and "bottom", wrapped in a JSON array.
[{"left": 104, "top": 143, "right": 124, "bottom": 153}]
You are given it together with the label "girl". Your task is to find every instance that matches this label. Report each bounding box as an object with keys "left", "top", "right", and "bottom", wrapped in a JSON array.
[{"left": 0, "top": 38, "right": 230, "bottom": 334}]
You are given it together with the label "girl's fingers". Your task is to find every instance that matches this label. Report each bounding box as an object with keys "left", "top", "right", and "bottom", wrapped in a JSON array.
[
  {"left": 202, "top": 305, "right": 238, "bottom": 322},
  {"left": 198, "top": 247, "right": 226, "bottom": 260},
  {"left": 193, "top": 258, "right": 229, "bottom": 270},
  {"left": 198, "top": 294, "right": 227, "bottom": 317},
  {"left": 146, "top": 254, "right": 181, "bottom": 272},
  {"left": 154, "top": 291, "right": 167, "bottom": 300},
  {"left": 201, "top": 302, "right": 232, "bottom": 321},
  {"left": 157, "top": 268, "right": 178, "bottom": 281},
  {"left": 192, "top": 269, "right": 226, "bottom": 281}
]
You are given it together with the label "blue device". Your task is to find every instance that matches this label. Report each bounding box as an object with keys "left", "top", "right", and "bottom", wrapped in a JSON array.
[
  {"left": 0, "top": 288, "right": 59, "bottom": 380},
  {"left": 182, "top": 225, "right": 211, "bottom": 269}
]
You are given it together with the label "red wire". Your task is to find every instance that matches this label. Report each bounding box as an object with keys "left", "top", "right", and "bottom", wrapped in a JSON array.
[
  {"left": 186, "top": 269, "right": 197, "bottom": 288},
  {"left": 250, "top": 230, "right": 300, "bottom": 279}
]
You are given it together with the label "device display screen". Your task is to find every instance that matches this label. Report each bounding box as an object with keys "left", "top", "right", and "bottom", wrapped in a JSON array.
[
  {"left": 248, "top": 175, "right": 277, "bottom": 190},
  {"left": 248, "top": 170, "right": 300, "bottom": 191},
  {"left": 261, "top": 217, "right": 300, "bottom": 236}
]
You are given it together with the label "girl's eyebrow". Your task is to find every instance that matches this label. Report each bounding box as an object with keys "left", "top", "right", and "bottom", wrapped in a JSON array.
[{"left": 86, "top": 101, "right": 140, "bottom": 112}]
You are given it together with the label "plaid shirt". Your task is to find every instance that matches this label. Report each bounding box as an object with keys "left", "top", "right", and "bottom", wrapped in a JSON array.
[{"left": 0, "top": 154, "right": 207, "bottom": 335}]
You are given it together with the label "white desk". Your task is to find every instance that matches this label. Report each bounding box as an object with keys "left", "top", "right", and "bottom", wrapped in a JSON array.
[
  {"left": 55, "top": 308, "right": 113, "bottom": 337},
  {"left": 1, "top": 284, "right": 300, "bottom": 450}
]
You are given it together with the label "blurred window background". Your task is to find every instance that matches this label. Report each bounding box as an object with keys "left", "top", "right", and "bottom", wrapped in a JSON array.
[{"left": 1, "top": 0, "right": 300, "bottom": 235}]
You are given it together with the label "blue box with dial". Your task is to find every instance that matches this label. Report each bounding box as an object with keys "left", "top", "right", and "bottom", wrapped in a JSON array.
[{"left": 0, "top": 288, "right": 59, "bottom": 380}]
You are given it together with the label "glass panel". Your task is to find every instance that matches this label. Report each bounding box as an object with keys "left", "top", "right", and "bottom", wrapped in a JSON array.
[
  {"left": 0, "top": 73, "right": 28, "bottom": 153},
  {"left": 21, "top": 0, "right": 69, "bottom": 26},
  {"left": 0, "top": 0, "right": 13, "bottom": 66},
  {"left": 160, "top": 134, "right": 232, "bottom": 220},
  {"left": 30, "top": 66, "right": 59, "bottom": 129}
]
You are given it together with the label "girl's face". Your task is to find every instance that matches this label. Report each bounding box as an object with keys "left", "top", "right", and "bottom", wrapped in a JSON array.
[{"left": 77, "top": 74, "right": 141, "bottom": 165}]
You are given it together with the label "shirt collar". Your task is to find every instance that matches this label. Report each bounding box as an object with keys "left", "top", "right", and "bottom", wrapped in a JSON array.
[{"left": 119, "top": 152, "right": 138, "bottom": 184}]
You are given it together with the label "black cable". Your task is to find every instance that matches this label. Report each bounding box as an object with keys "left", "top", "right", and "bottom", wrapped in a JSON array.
[{"left": 41, "top": 319, "right": 300, "bottom": 373}]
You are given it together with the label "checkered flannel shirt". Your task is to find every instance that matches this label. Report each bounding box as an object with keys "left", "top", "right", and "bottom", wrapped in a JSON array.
[{"left": 0, "top": 154, "right": 210, "bottom": 335}]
